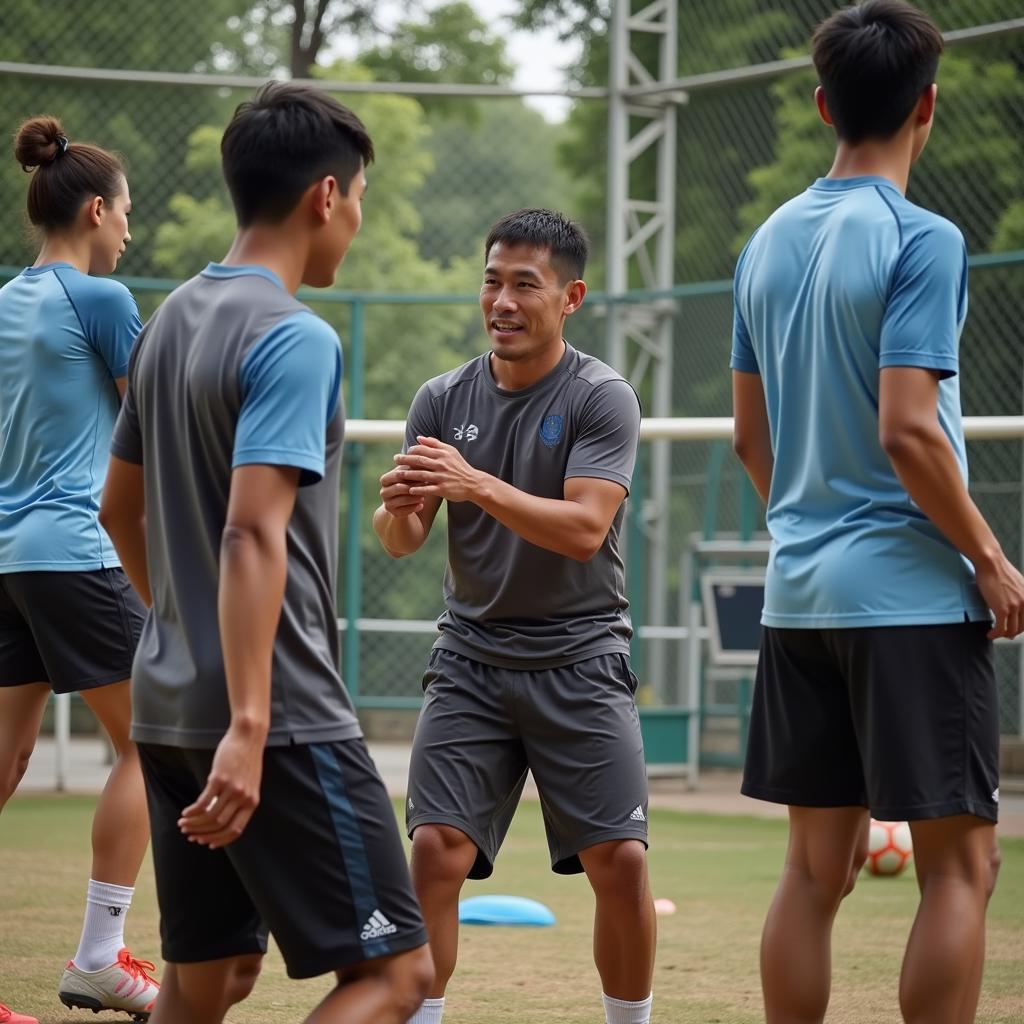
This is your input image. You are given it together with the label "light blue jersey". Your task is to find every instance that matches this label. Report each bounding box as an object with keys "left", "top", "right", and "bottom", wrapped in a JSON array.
[
  {"left": 731, "top": 175, "right": 988, "bottom": 628},
  {"left": 0, "top": 262, "right": 142, "bottom": 571}
]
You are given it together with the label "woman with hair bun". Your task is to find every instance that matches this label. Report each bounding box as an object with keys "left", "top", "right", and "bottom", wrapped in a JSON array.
[{"left": 0, "top": 117, "right": 158, "bottom": 1024}]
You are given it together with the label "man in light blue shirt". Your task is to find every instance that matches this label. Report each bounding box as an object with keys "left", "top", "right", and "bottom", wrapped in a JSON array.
[
  {"left": 733, "top": 179, "right": 988, "bottom": 628},
  {"left": 731, "top": 2, "right": 1024, "bottom": 1021}
]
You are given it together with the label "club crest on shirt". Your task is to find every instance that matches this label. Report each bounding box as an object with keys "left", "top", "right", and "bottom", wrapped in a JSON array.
[{"left": 539, "top": 414, "right": 564, "bottom": 448}]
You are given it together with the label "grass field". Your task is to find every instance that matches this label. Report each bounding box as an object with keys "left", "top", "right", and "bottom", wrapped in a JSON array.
[{"left": 1, "top": 795, "right": 1022, "bottom": 1023}]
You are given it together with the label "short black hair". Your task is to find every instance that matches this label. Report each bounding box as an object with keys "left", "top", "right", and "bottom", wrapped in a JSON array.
[
  {"left": 812, "top": 1, "right": 943, "bottom": 144},
  {"left": 221, "top": 81, "right": 374, "bottom": 227},
  {"left": 484, "top": 208, "right": 589, "bottom": 282}
]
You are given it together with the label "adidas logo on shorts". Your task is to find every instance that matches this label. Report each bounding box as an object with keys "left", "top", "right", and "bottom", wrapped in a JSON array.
[
  {"left": 361, "top": 909, "right": 398, "bottom": 941},
  {"left": 629, "top": 805, "right": 646, "bottom": 822}
]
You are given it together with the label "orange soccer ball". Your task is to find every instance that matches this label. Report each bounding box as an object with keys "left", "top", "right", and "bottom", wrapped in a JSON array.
[{"left": 864, "top": 819, "right": 914, "bottom": 877}]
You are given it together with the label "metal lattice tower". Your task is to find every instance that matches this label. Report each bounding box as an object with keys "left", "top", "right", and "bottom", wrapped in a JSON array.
[{"left": 606, "top": 0, "right": 682, "bottom": 692}]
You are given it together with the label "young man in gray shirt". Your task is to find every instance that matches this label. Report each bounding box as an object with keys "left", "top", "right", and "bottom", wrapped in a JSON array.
[
  {"left": 100, "top": 83, "right": 432, "bottom": 1024},
  {"left": 374, "top": 209, "right": 655, "bottom": 1024}
]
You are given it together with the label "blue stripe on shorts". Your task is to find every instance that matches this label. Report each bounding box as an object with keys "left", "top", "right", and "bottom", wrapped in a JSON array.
[{"left": 309, "top": 743, "right": 392, "bottom": 958}]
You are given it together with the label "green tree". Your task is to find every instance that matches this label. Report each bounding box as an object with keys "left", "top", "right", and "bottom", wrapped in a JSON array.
[
  {"left": 739, "top": 52, "right": 1024, "bottom": 254},
  {"left": 410, "top": 101, "right": 581, "bottom": 267},
  {"left": 152, "top": 72, "right": 479, "bottom": 396},
  {"left": 359, "top": 2, "right": 581, "bottom": 267},
  {"left": 362, "top": 1, "right": 514, "bottom": 88},
  {"left": 215, "top": 0, "right": 385, "bottom": 77},
  {"left": 517, "top": 0, "right": 1024, "bottom": 283},
  {"left": 511, "top": 0, "right": 1023, "bottom": 620},
  {"left": 151, "top": 69, "right": 481, "bottom": 631},
  {"left": 0, "top": 0, "right": 239, "bottom": 274},
  {"left": 993, "top": 202, "right": 1024, "bottom": 252}
]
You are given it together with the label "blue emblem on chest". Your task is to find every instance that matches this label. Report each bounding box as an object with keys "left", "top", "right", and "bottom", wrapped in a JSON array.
[{"left": 539, "top": 414, "right": 564, "bottom": 448}]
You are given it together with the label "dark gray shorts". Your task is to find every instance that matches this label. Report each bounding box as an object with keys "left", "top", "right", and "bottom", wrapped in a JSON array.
[
  {"left": 0, "top": 569, "right": 144, "bottom": 694},
  {"left": 406, "top": 648, "right": 649, "bottom": 879}
]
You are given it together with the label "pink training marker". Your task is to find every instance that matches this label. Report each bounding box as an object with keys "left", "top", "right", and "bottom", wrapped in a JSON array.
[{"left": 653, "top": 898, "right": 677, "bottom": 916}]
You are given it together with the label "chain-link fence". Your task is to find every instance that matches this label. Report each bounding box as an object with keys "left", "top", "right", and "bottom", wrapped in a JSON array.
[
  {"left": 660, "top": 2, "right": 1023, "bottom": 746},
  {"left": 1, "top": 1, "right": 1021, "bottom": 750}
]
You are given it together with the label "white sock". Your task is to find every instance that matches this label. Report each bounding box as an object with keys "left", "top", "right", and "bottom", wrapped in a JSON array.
[
  {"left": 408, "top": 996, "right": 445, "bottom": 1024},
  {"left": 74, "top": 880, "right": 134, "bottom": 971},
  {"left": 603, "top": 992, "right": 653, "bottom": 1024}
]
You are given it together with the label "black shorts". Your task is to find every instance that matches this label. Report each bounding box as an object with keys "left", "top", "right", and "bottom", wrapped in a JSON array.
[
  {"left": 0, "top": 569, "right": 144, "bottom": 694},
  {"left": 139, "top": 740, "right": 427, "bottom": 978},
  {"left": 742, "top": 622, "right": 999, "bottom": 822},
  {"left": 407, "top": 649, "right": 649, "bottom": 879}
]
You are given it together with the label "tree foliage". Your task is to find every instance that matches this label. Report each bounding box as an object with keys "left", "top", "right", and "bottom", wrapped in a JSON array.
[
  {"left": 739, "top": 51, "right": 1024, "bottom": 255},
  {"left": 362, "top": 1, "right": 514, "bottom": 87}
]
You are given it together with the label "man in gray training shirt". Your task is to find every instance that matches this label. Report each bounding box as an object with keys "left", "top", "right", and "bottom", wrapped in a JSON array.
[{"left": 374, "top": 209, "right": 655, "bottom": 1024}]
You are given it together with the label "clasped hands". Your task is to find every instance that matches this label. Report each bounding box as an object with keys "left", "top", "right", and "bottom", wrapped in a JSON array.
[{"left": 379, "top": 435, "right": 483, "bottom": 515}]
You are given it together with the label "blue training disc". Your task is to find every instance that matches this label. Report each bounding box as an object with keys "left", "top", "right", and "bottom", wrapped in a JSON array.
[{"left": 458, "top": 894, "right": 556, "bottom": 927}]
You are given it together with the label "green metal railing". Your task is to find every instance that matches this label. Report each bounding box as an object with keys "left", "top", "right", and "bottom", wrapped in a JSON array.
[{"left": 2, "top": 253, "right": 1021, "bottom": 727}]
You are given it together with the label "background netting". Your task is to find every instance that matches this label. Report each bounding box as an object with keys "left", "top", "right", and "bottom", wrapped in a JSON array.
[{"left": 2, "top": 0, "right": 1020, "bottom": 739}]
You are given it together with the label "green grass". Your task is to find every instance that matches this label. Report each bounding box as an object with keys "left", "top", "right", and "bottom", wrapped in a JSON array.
[{"left": 1, "top": 795, "right": 1022, "bottom": 1023}]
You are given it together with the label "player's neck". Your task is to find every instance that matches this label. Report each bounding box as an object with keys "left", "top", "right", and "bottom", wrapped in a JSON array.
[
  {"left": 489, "top": 337, "right": 566, "bottom": 391},
  {"left": 222, "top": 228, "right": 307, "bottom": 294},
  {"left": 34, "top": 236, "right": 90, "bottom": 274},
  {"left": 825, "top": 137, "right": 914, "bottom": 195}
]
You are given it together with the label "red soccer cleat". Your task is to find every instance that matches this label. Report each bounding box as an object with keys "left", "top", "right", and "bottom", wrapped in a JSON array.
[{"left": 0, "top": 1004, "right": 40, "bottom": 1024}]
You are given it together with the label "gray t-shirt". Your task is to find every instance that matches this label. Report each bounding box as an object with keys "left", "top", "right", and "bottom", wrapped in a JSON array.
[
  {"left": 405, "top": 342, "right": 641, "bottom": 668},
  {"left": 111, "top": 263, "right": 361, "bottom": 748}
]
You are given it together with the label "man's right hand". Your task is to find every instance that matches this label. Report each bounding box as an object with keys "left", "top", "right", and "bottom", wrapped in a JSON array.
[
  {"left": 975, "top": 553, "right": 1024, "bottom": 640},
  {"left": 178, "top": 722, "right": 266, "bottom": 849},
  {"left": 379, "top": 465, "right": 424, "bottom": 518}
]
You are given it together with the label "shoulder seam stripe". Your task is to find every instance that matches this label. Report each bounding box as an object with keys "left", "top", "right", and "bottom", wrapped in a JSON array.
[
  {"left": 51, "top": 267, "right": 91, "bottom": 346},
  {"left": 874, "top": 185, "right": 904, "bottom": 249},
  {"left": 50, "top": 267, "right": 110, "bottom": 561},
  {"left": 429, "top": 363, "right": 485, "bottom": 403}
]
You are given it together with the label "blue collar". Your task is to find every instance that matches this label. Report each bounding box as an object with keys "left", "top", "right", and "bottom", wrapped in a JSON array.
[
  {"left": 810, "top": 175, "right": 903, "bottom": 195},
  {"left": 200, "top": 262, "right": 286, "bottom": 291}
]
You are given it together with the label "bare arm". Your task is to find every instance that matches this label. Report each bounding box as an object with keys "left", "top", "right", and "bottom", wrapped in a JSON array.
[
  {"left": 179, "top": 463, "right": 300, "bottom": 848},
  {"left": 99, "top": 455, "right": 151, "bottom": 607},
  {"left": 115, "top": 376, "right": 127, "bottom": 400},
  {"left": 395, "top": 436, "right": 627, "bottom": 562},
  {"left": 732, "top": 370, "right": 773, "bottom": 503},
  {"left": 373, "top": 464, "right": 443, "bottom": 558},
  {"left": 879, "top": 366, "right": 1024, "bottom": 638}
]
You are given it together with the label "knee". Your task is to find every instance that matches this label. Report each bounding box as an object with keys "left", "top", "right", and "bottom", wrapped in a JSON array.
[
  {"left": 411, "top": 824, "right": 476, "bottom": 885},
  {"left": 844, "top": 839, "right": 870, "bottom": 899},
  {"left": 915, "top": 829, "right": 1001, "bottom": 898},
  {"left": 110, "top": 737, "right": 140, "bottom": 766},
  {"left": 983, "top": 841, "right": 1001, "bottom": 901},
  {"left": 224, "top": 957, "right": 261, "bottom": 1006},
  {"left": 389, "top": 945, "right": 435, "bottom": 1017},
  {"left": 840, "top": 863, "right": 862, "bottom": 901},
  {"left": 800, "top": 853, "right": 864, "bottom": 910},
  {"left": 583, "top": 839, "right": 649, "bottom": 896},
  {"left": 343, "top": 945, "right": 434, "bottom": 1019},
  {"left": 1, "top": 747, "right": 34, "bottom": 803}
]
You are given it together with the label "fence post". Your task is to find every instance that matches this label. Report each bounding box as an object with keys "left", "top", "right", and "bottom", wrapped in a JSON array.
[
  {"left": 54, "top": 692, "right": 70, "bottom": 792},
  {"left": 739, "top": 474, "right": 757, "bottom": 541},
  {"left": 343, "top": 299, "right": 365, "bottom": 703},
  {"left": 628, "top": 448, "right": 647, "bottom": 684},
  {"left": 702, "top": 441, "right": 729, "bottom": 539}
]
